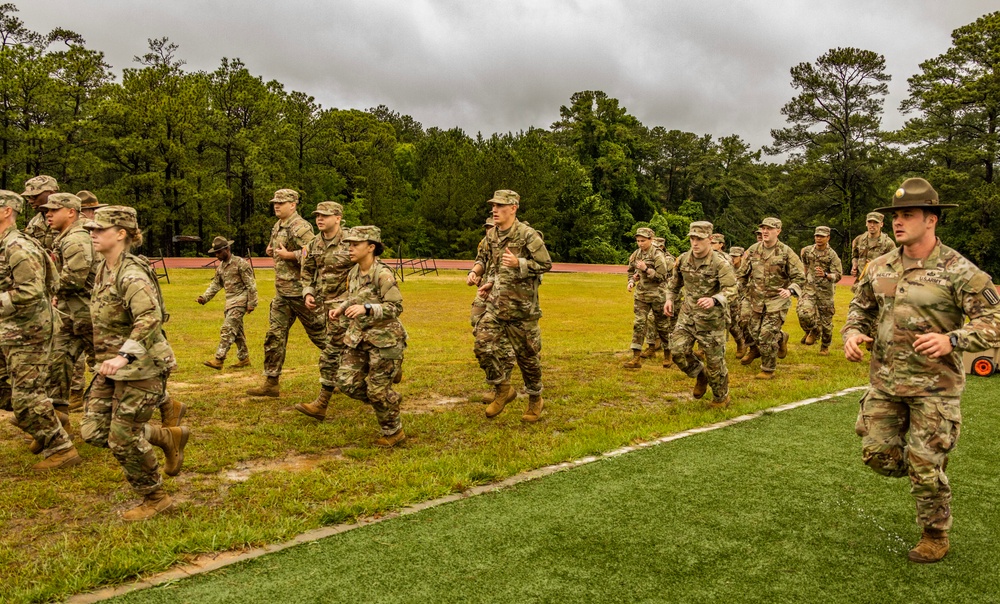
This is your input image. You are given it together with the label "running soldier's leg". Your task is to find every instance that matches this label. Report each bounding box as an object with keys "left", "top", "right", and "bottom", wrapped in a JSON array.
[
  {"left": 758, "top": 308, "right": 788, "bottom": 372},
  {"left": 5, "top": 346, "right": 72, "bottom": 456},
  {"left": 289, "top": 296, "right": 330, "bottom": 351},
  {"left": 818, "top": 299, "right": 836, "bottom": 347},
  {"left": 668, "top": 320, "right": 700, "bottom": 378},
  {"left": 506, "top": 319, "right": 543, "bottom": 395},
  {"left": 796, "top": 294, "right": 818, "bottom": 339},
  {"left": 263, "top": 296, "right": 297, "bottom": 377},
  {"left": 81, "top": 374, "right": 115, "bottom": 448},
  {"left": 696, "top": 328, "right": 729, "bottom": 401},
  {"left": 364, "top": 345, "right": 403, "bottom": 436},
  {"left": 855, "top": 389, "right": 909, "bottom": 478},
  {"left": 631, "top": 299, "right": 652, "bottom": 351},
  {"left": 907, "top": 396, "right": 961, "bottom": 531},
  {"left": 319, "top": 315, "right": 348, "bottom": 388},
  {"left": 108, "top": 377, "right": 165, "bottom": 495},
  {"left": 216, "top": 307, "right": 247, "bottom": 361},
  {"left": 336, "top": 346, "right": 370, "bottom": 402},
  {"left": 474, "top": 312, "right": 515, "bottom": 386}
]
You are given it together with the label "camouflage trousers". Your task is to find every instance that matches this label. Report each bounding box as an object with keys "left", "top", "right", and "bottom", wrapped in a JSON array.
[
  {"left": 747, "top": 307, "right": 789, "bottom": 372},
  {"left": 1, "top": 345, "right": 73, "bottom": 457},
  {"left": 49, "top": 320, "right": 95, "bottom": 410},
  {"left": 737, "top": 298, "right": 754, "bottom": 349},
  {"left": 474, "top": 312, "right": 543, "bottom": 395},
  {"left": 319, "top": 315, "right": 348, "bottom": 388},
  {"left": 668, "top": 317, "right": 729, "bottom": 402},
  {"left": 854, "top": 389, "right": 961, "bottom": 531},
  {"left": 728, "top": 298, "right": 745, "bottom": 348},
  {"left": 263, "top": 295, "right": 329, "bottom": 377},
  {"left": 81, "top": 374, "right": 167, "bottom": 495},
  {"left": 337, "top": 343, "right": 403, "bottom": 436},
  {"left": 470, "top": 294, "right": 488, "bottom": 328},
  {"left": 215, "top": 306, "right": 250, "bottom": 361},
  {"left": 631, "top": 299, "right": 674, "bottom": 350},
  {"left": 796, "top": 294, "right": 835, "bottom": 346}
]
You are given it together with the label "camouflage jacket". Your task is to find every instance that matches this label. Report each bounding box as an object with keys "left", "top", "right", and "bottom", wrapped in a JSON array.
[
  {"left": 91, "top": 254, "right": 177, "bottom": 380},
  {"left": 666, "top": 250, "right": 738, "bottom": 328},
  {"left": 24, "top": 211, "right": 56, "bottom": 251},
  {"left": 471, "top": 235, "right": 494, "bottom": 301},
  {"left": 852, "top": 231, "right": 894, "bottom": 273},
  {"left": 843, "top": 240, "right": 1000, "bottom": 397},
  {"left": 0, "top": 224, "right": 54, "bottom": 346},
  {"left": 339, "top": 260, "right": 407, "bottom": 355},
  {"left": 202, "top": 255, "right": 257, "bottom": 311},
  {"left": 301, "top": 229, "right": 352, "bottom": 305},
  {"left": 799, "top": 244, "right": 843, "bottom": 299},
  {"left": 738, "top": 241, "right": 806, "bottom": 313},
  {"left": 268, "top": 212, "right": 314, "bottom": 297},
  {"left": 52, "top": 219, "right": 99, "bottom": 330},
  {"left": 627, "top": 246, "right": 671, "bottom": 303},
  {"left": 484, "top": 220, "right": 552, "bottom": 321}
]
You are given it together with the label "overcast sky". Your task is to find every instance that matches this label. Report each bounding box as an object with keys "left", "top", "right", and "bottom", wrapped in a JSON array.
[{"left": 16, "top": 1, "right": 998, "bottom": 152}]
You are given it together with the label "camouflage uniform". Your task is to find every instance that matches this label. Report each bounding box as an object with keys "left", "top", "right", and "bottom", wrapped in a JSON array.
[
  {"left": 474, "top": 215, "right": 552, "bottom": 395},
  {"left": 667, "top": 223, "right": 738, "bottom": 403},
  {"left": 335, "top": 227, "right": 407, "bottom": 436},
  {"left": 262, "top": 206, "right": 328, "bottom": 377},
  {"left": 471, "top": 234, "right": 491, "bottom": 328},
  {"left": 851, "top": 229, "right": 894, "bottom": 280},
  {"left": 202, "top": 252, "right": 257, "bottom": 362},
  {"left": 738, "top": 221, "right": 805, "bottom": 373},
  {"left": 626, "top": 235, "right": 674, "bottom": 351},
  {"left": 797, "top": 238, "right": 842, "bottom": 347},
  {"left": 81, "top": 247, "right": 178, "bottom": 495},
  {"left": 302, "top": 216, "right": 353, "bottom": 388},
  {"left": 47, "top": 203, "right": 99, "bottom": 413},
  {"left": 845, "top": 240, "right": 1000, "bottom": 531},
  {"left": 0, "top": 198, "right": 73, "bottom": 458},
  {"left": 21, "top": 175, "right": 59, "bottom": 251},
  {"left": 727, "top": 247, "right": 746, "bottom": 351},
  {"left": 642, "top": 239, "right": 673, "bottom": 351}
]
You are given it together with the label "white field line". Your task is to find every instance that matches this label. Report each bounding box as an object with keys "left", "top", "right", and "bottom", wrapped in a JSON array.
[{"left": 68, "top": 385, "right": 867, "bottom": 604}]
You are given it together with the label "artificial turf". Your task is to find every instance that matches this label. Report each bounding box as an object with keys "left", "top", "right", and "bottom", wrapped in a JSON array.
[{"left": 111, "top": 377, "right": 1000, "bottom": 604}]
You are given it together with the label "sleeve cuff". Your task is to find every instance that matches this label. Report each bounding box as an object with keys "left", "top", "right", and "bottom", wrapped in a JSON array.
[
  {"left": 302, "top": 287, "right": 315, "bottom": 298},
  {"left": 712, "top": 294, "right": 727, "bottom": 307},
  {"left": 119, "top": 339, "right": 147, "bottom": 357},
  {"left": 0, "top": 292, "right": 12, "bottom": 317},
  {"left": 518, "top": 257, "right": 529, "bottom": 278},
  {"left": 370, "top": 303, "right": 384, "bottom": 320}
]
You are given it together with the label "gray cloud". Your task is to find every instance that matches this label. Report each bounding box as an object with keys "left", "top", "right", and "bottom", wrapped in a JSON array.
[{"left": 16, "top": 0, "right": 999, "bottom": 151}]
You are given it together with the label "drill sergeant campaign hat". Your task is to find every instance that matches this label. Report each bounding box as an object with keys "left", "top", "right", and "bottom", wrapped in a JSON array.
[
  {"left": 487, "top": 189, "right": 520, "bottom": 206},
  {"left": 687, "top": 221, "right": 713, "bottom": 239},
  {"left": 206, "top": 236, "right": 234, "bottom": 254},
  {"left": 77, "top": 191, "right": 107, "bottom": 210},
  {"left": 312, "top": 201, "right": 344, "bottom": 216},
  {"left": 22, "top": 175, "right": 59, "bottom": 196},
  {"left": 83, "top": 205, "right": 138, "bottom": 231},
  {"left": 270, "top": 189, "right": 300, "bottom": 204},
  {"left": 729, "top": 246, "right": 745, "bottom": 256},
  {"left": 0, "top": 190, "right": 25, "bottom": 213},
  {"left": 759, "top": 217, "right": 782, "bottom": 229},
  {"left": 875, "top": 177, "right": 958, "bottom": 212},
  {"left": 635, "top": 227, "right": 655, "bottom": 239},
  {"left": 343, "top": 225, "right": 385, "bottom": 256},
  {"left": 866, "top": 211, "right": 884, "bottom": 223},
  {"left": 39, "top": 193, "right": 82, "bottom": 212},
  {"left": 814, "top": 226, "right": 831, "bottom": 237}
]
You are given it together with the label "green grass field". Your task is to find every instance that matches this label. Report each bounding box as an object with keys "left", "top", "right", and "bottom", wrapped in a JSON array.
[
  {"left": 1, "top": 270, "right": 872, "bottom": 603},
  {"left": 107, "top": 378, "right": 1000, "bottom": 604}
]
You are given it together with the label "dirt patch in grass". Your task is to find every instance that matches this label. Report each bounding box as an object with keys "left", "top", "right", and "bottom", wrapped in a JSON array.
[
  {"left": 220, "top": 450, "right": 348, "bottom": 483},
  {"left": 404, "top": 396, "right": 469, "bottom": 414}
]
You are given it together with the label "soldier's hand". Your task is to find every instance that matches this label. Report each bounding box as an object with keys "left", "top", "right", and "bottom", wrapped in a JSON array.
[
  {"left": 664, "top": 300, "right": 674, "bottom": 317},
  {"left": 844, "top": 334, "right": 873, "bottom": 362},
  {"left": 502, "top": 247, "right": 519, "bottom": 268},
  {"left": 329, "top": 307, "right": 342, "bottom": 320},
  {"left": 247, "top": 305, "right": 255, "bottom": 314},
  {"left": 304, "top": 294, "right": 317, "bottom": 310},
  {"left": 636, "top": 259, "right": 647, "bottom": 271},
  {"left": 851, "top": 266, "right": 858, "bottom": 277},
  {"left": 477, "top": 282, "right": 493, "bottom": 297},
  {"left": 627, "top": 281, "right": 634, "bottom": 292},
  {"left": 100, "top": 355, "right": 129, "bottom": 376},
  {"left": 466, "top": 271, "right": 481, "bottom": 286},
  {"left": 275, "top": 244, "right": 293, "bottom": 260},
  {"left": 814, "top": 266, "right": 825, "bottom": 278},
  {"left": 344, "top": 304, "right": 366, "bottom": 319},
  {"left": 197, "top": 296, "right": 206, "bottom": 305},
  {"left": 266, "top": 245, "right": 273, "bottom": 256},
  {"left": 696, "top": 297, "right": 715, "bottom": 310},
  {"left": 913, "top": 333, "right": 953, "bottom": 358},
  {"left": 778, "top": 288, "right": 791, "bottom": 299}
]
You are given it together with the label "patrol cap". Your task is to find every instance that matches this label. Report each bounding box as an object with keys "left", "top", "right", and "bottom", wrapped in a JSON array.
[
  {"left": 270, "top": 189, "right": 299, "bottom": 204},
  {"left": 207, "top": 236, "right": 234, "bottom": 254},
  {"left": 687, "top": 221, "right": 713, "bottom": 239},
  {"left": 0, "top": 190, "right": 25, "bottom": 213},
  {"left": 22, "top": 175, "right": 58, "bottom": 196},
  {"left": 759, "top": 217, "right": 782, "bottom": 229},
  {"left": 83, "top": 205, "right": 138, "bottom": 231},
  {"left": 343, "top": 225, "right": 384, "bottom": 255},
  {"left": 865, "top": 211, "right": 884, "bottom": 223},
  {"left": 635, "top": 227, "right": 655, "bottom": 239},
  {"left": 40, "top": 193, "right": 81, "bottom": 211},
  {"left": 484, "top": 216, "right": 495, "bottom": 227},
  {"left": 487, "top": 189, "right": 520, "bottom": 206},
  {"left": 729, "top": 246, "right": 745, "bottom": 256},
  {"left": 653, "top": 237, "right": 665, "bottom": 250},
  {"left": 312, "top": 201, "right": 343, "bottom": 216},
  {"left": 710, "top": 233, "right": 725, "bottom": 244},
  {"left": 814, "top": 226, "right": 831, "bottom": 237},
  {"left": 875, "top": 178, "right": 958, "bottom": 212}
]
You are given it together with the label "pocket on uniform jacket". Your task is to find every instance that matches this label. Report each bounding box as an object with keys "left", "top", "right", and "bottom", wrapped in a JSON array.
[{"left": 854, "top": 391, "right": 869, "bottom": 437}]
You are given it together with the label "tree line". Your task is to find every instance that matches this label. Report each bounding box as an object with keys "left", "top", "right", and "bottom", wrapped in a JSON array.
[{"left": 2, "top": 4, "right": 998, "bottom": 275}]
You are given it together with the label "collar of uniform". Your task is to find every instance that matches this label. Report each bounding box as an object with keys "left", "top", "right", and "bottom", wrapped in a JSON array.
[
  {"left": 0, "top": 223, "right": 16, "bottom": 242},
  {"left": 278, "top": 212, "right": 301, "bottom": 228}
]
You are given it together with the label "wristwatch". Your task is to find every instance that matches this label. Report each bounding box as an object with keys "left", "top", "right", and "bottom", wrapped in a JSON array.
[
  {"left": 117, "top": 351, "right": 137, "bottom": 364},
  {"left": 948, "top": 333, "right": 959, "bottom": 350},
  {"left": 364, "top": 303, "right": 372, "bottom": 316}
]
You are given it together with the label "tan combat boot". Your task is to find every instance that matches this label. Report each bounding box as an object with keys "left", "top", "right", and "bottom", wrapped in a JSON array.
[
  {"left": 818, "top": 346, "right": 830, "bottom": 356},
  {"left": 662, "top": 349, "right": 673, "bottom": 368},
  {"left": 735, "top": 343, "right": 747, "bottom": 359},
  {"left": 522, "top": 395, "right": 544, "bottom": 423},
  {"left": 623, "top": 351, "right": 643, "bottom": 369},
  {"left": 708, "top": 394, "right": 731, "bottom": 409},
  {"left": 122, "top": 489, "right": 173, "bottom": 521},
  {"left": 160, "top": 397, "right": 187, "bottom": 428},
  {"left": 294, "top": 387, "right": 334, "bottom": 421},
  {"left": 755, "top": 370, "right": 775, "bottom": 380},
  {"left": 148, "top": 426, "right": 190, "bottom": 476},
  {"left": 32, "top": 446, "right": 82, "bottom": 471},
  {"left": 27, "top": 409, "right": 68, "bottom": 455},
  {"left": 692, "top": 370, "right": 709, "bottom": 399},
  {"left": 68, "top": 389, "right": 84, "bottom": 412},
  {"left": 247, "top": 376, "right": 280, "bottom": 397},
  {"left": 804, "top": 331, "right": 817, "bottom": 346},
  {"left": 740, "top": 347, "right": 760, "bottom": 365},
  {"left": 485, "top": 383, "right": 516, "bottom": 418},
  {"left": 203, "top": 357, "right": 224, "bottom": 370},
  {"left": 639, "top": 341, "right": 660, "bottom": 359},
  {"left": 480, "top": 389, "right": 496, "bottom": 405},
  {"left": 908, "top": 528, "right": 949, "bottom": 563},
  {"left": 375, "top": 429, "right": 406, "bottom": 448},
  {"left": 777, "top": 332, "right": 789, "bottom": 359},
  {"left": 230, "top": 358, "right": 251, "bottom": 369}
]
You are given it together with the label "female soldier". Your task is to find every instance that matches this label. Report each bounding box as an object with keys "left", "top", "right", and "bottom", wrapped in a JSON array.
[
  {"left": 331, "top": 226, "right": 407, "bottom": 447},
  {"left": 81, "top": 206, "right": 190, "bottom": 521}
]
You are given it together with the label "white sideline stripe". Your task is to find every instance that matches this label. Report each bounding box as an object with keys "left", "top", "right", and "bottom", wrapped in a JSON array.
[{"left": 68, "top": 385, "right": 867, "bottom": 604}]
